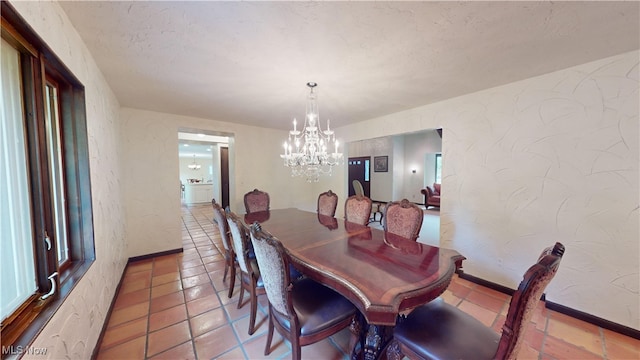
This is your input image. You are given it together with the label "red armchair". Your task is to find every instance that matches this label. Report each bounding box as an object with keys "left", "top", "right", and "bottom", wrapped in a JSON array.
[{"left": 421, "top": 183, "right": 440, "bottom": 209}]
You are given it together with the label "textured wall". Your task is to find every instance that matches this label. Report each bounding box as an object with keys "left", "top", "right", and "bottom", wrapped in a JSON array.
[
  {"left": 10, "top": 1, "right": 128, "bottom": 359},
  {"left": 120, "top": 108, "right": 313, "bottom": 258},
  {"left": 339, "top": 51, "right": 639, "bottom": 330}
]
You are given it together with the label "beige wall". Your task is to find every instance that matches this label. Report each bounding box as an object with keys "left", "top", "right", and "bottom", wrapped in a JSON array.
[
  {"left": 120, "top": 108, "right": 316, "bottom": 258},
  {"left": 11, "top": 2, "right": 128, "bottom": 359},
  {"left": 11, "top": 3, "right": 639, "bottom": 358},
  {"left": 338, "top": 51, "right": 639, "bottom": 330}
]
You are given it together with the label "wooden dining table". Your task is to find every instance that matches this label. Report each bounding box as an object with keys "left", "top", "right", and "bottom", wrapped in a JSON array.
[{"left": 242, "top": 208, "right": 465, "bottom": 360}]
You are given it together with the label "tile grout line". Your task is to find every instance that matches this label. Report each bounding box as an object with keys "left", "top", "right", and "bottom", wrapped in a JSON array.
[
  {"left": 188, "top": 203, "right": 252, "bottom": 359},
  {"left": 180, "top": 212, "right": 199, "bottom": 360}
]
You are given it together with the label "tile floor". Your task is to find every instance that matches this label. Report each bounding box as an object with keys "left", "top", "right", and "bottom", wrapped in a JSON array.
[{"left": 96, "top": 203, "right": 639, "bottom": 360}]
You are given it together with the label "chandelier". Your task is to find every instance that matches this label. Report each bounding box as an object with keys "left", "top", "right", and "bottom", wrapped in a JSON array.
[
  {"left": 280, "top": 82, "right": 343, "bottom": 182},
  {"left": 188, "top": 155, "right": 201, "bottom": 170}
]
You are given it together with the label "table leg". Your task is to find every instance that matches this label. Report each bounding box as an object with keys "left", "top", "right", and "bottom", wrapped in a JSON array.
[{"left": 349, "top": 313, "right": 393, "bottom": 360}]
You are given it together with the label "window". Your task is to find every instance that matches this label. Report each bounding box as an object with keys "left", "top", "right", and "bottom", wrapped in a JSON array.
[
  {"left": 1, "top": 2, "right": 95, "bottom": 350},
  {"left": 435, "top": 153, "right": 442, "bottom": 183}
]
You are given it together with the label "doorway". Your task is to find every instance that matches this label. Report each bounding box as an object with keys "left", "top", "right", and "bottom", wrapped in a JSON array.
[
  {"left": 348, "top": 156, "right": 371, "bottom": 197},
  {"left": 178, "top": 131, "right": 231, "bottom": 206}
]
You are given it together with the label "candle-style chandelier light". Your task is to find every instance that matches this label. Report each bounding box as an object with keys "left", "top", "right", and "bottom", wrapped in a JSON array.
[
  {"left": 280, "top": 82, "right": 343, "bottom": 182},
  {"left": 188, "top": 155, "right": 201, "bottom": 170}
]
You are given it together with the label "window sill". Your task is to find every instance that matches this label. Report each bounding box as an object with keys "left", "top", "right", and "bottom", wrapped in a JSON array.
[{"left": 1, "top": 259, "right": 94, "bottom": 360}]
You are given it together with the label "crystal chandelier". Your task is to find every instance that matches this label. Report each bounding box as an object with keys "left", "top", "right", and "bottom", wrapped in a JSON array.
[
  {"left": 188, "top": 155, "right": 201, "bottom": 170},
  {"left": 280, "top": 82, "right": 343, "bottom": 182}
]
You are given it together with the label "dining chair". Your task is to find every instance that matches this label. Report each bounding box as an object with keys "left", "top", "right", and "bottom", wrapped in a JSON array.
[
  {"left": 249, "top": 222, "right": 358, "bottom": 360},
  {"left": 387, "top": 242, "right": 566, "bottom": 360},
  {"left": 352, "top": 179, "right": 365, "bottom": 197},
  {"left": 244, "top": 188, "right": 270, "bottom": 213},
  {"left": 317, "top": 190, "right": 338, "bottom": 217},
  {"left": 226, "top": 211, "right": 266, "bottom": 335},
  {"left": 383, "top": 199, "right": 424, "bottom": 241},
  {"left": 344, "top": 194, "right": 373, "bottom": 225},
  {"left": 211, "top": 199, "right": 236, "bottom": 298}
]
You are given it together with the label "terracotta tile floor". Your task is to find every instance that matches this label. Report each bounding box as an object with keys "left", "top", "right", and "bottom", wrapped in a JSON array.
[{"left": 96, "top": 203, "right": 640, "bottom": 360}]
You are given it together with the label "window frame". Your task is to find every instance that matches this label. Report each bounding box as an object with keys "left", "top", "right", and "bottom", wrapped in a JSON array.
[
  {"left": 1, "top": 2, "right": 95, "bottom": 353},
  {"left": 435, "top": 153, "right": 442, "bottom": 184}
]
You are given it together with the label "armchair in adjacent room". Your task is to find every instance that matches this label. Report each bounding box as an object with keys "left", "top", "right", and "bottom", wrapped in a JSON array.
[{"left": 421, "top": 183, "right": 441, "bottom": 209}]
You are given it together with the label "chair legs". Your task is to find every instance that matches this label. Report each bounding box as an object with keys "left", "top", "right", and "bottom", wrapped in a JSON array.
[
  {"left": 264, "top": 308, "right": 275, "bottom": 356},
  {"left": 290, "top": 331, "right": 301, "bottom": 360},
  {"left": 248, "top": 284, "right": 258, "bottom": 335},
  {"left": 263, "top": 307, "right": 301, "bottom": 360},
  {"left": 236, "top": 274, "right": 262, "bottom": 335},
  {"left": 227, "top": 263, "right": 236, "bottom": 298}
]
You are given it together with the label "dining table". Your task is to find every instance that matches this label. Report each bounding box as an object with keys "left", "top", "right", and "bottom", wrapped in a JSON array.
[{"left": 242, "top": 208, "right": 465, "bottom": 360}]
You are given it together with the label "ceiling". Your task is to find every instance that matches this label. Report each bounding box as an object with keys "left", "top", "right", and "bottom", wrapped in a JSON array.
[{"left": 59, "top": 1, "right": 639, "bottom": 131}]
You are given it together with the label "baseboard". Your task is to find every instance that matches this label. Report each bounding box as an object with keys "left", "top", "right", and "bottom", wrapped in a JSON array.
[
  {"left": 545, "top": 301, "right": 640, "bottom": 340},
  {"left": 91, "top": 247, "right": 184, "bottom": 359},
  {"left": 456, "top": 270, "right": 640, "bottom": 340},
  {"left": 458, "top": 271, "right": 516, "bottom": 296},
  {"left": 91, "top": 262, "right": 128, "bottom": 360},
  {"left": 128, "top": 247, "right": 183, "bottom": 263}
]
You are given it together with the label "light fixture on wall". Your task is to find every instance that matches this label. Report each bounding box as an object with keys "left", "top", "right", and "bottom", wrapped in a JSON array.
[
  {"left": 280, "top": 82, "right": 343, "bottom": 182},
  {"left": 188, "top": 155, "right": 201, "bottom": 170}
]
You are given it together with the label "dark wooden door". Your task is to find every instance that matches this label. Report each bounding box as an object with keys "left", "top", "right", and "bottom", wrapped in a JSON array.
[
  {"left": 348, "top": 156, "right": 371, "bottom": 197},
  {"left": 221, "top": 147, "right": 230, "bottom": 209}
]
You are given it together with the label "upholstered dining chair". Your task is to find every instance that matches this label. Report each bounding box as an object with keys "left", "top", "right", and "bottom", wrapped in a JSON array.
[
  {"left": 387, "top": 242, "right": 566, "bottom": 360},
  {"left": 244, "top": 188, "right": 270, "bottom": 213},
  {"left": 226, "top": 211, "right": 265, "bottom": 335},
  {"left": 317, "top": 190, "right": 338, "bottom": 217},
  {"left": 352, "top": 179, "right": 365, "bottom": 197},
  {"left": 344, "top": 195, "right": 373, "bottom": 226},
  {"left": 211, "top": 199, "right": 236, "bottom": 298},
  {"left": 249, "top": 222, "right": 357, "bottom": 360},
  {"left": 383, "top": 199, "right": 424, "bottom": 241}
]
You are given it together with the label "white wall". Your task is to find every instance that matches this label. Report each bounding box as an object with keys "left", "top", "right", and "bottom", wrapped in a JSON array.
[
  {"left": 337, "top": 51, "right": 639, "bottom": 330},
  {"left": 346, "top": 130, "right": 442, "bottom": 203},
  {"left": 10, "top": 2, "right": 128, "bottom": 359},
  {"left": 400, "top": 130, "right": 442, "bottom": 202},
  {"left": 347, "top": 137, "right": 395, "bottom": 201},
  {"left": 120, "top": 108, "right": 314, "bottom": 257}
]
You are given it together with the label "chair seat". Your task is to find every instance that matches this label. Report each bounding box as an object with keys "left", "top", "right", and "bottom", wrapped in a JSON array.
[
  {"left": 272, "top": 278, "right": 356, "bottom": 336},
  {"left": 394, "top": 298, "right": 500, "bottom": 360}
]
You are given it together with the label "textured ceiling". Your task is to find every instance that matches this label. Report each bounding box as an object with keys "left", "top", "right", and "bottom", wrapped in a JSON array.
[{"left": 59, "top": 1, "right": 639, "bottom": 130}]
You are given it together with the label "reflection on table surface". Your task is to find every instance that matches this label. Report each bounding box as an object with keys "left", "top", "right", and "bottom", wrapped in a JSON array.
[{"left": 241, "top": 208, "right": 465, "bottom": 325}]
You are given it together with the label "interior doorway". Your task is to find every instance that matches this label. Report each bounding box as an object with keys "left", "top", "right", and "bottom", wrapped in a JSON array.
[
  {"left": 177, "top": 131, "right": 232, "bottom": 206},
  {"left": 347, "top": 156, "right": 371, "bottom": 197}
]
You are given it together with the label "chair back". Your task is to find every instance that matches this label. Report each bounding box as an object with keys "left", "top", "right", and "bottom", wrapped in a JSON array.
[
  {"left": 212, "top": 199, "right": 232, "bottom": 252},
  {"left": 496, "top": 242, "right": 565, "bottom": 359},
  {"left": 226, "top": 211, "right": 253, "bottom": 274},
  {"left": 383, "top": 199, "right": 423, "bottom": 241},
  {"left": 244, "top": 189, "right": 270, "bottom": 213},
  {"left": 317, "top": 190, "right": 338, "bottom": 217},
  {"left": 344, "top": 195, "right": 372, "bottom": 225},
  {"left": 249, "top": 222, "right": 294, "bottom": 318},
  {"left": 352, "top": 180, "right": 364, "bottom": 196}
]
